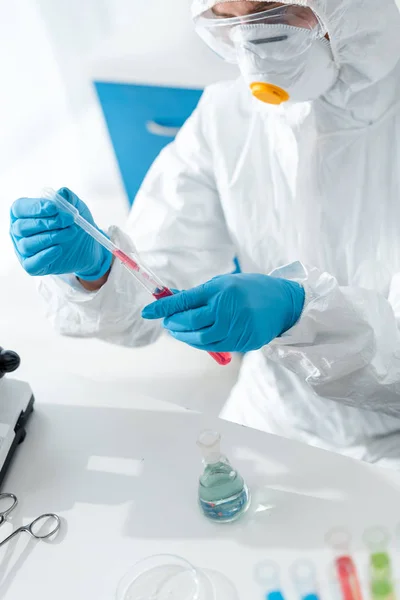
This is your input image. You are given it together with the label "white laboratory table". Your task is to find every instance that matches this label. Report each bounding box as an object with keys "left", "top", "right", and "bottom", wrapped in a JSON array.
[
  {"left": 3, "top": 266, "right": 400, "bottom": 599},
  {"left": 2, "top": 373, "right": 400, "bottom": 600}
]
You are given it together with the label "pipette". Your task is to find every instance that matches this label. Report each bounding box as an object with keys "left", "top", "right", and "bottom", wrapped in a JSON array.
[{"left": 43, "top": 188, "right": 232, "bottom": 367}]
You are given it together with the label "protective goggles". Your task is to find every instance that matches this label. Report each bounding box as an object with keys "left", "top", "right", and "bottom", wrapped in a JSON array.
[{"left": 194, "top": 4, "right": 326, "bottom": 63}]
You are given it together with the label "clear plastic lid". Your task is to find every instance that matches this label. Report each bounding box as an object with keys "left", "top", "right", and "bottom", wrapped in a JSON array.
[
  {"left": 325, "top": 528, "right": 352, "bottom": 552},
  {"left": 116, "top": 555, "right": 213, "bottom": 600},
  {"left": 253, "top": 560, "right": 280, "bottom": 587},
  {"left": 363, "top": 527, "right": 390, "bottom": 552},
  {"left": 194, "top": 5, "right": 324, "bottom": 63},
  {"left": 290, "top": 560, "right": 318, "bottom": 597}
]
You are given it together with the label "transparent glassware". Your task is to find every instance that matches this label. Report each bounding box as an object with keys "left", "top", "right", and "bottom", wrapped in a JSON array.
[
  {"left": 197, "top": 430, "right": 250, "bottom": 523},
  {"left": 116, "top": 555, "right": 240, "bottom": 600},
  {"left": 116, "top": 555, "right": 214, "bottom": 600}
]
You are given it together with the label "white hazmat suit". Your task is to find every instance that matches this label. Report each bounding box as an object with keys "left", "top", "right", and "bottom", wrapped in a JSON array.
[{"left": 40, "top": 0, "right": 400, "bottom": 466}]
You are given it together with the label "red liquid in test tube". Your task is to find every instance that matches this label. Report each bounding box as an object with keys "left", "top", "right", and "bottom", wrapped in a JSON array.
[
  {"left": 153, "top": 287, "right": 174, "bottom": 300},
  {"left": 112, "top": 250, "right": 231, "bottom": 366},
  {"left": 153, "top": 287, "right": 232, "bottom": 366},
  {"left": 113, "top": 249, "right": 140, "bottom": 271},
  {"left": 335, "top": 557, "right": 363, "bottom": 600}
]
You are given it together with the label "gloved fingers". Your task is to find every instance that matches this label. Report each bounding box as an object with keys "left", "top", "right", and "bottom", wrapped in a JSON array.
[
  {"left": 169, "top": 322, "right": 226, "bottom": 346},
  {"left": 20, "top": 246, "right": 63, "bottom": 276},
  {"left": 163, "top": 305, "right": 215, "bottom": 333},
  {"left": 173, "top": 337, "right": 232, "bottom": 353},
  {"left": 14, "top": 226, "right": 77, "bottom": 258},
  {"left": 11, "top": 212, "right": 75, "bottom": 238},
  {"left": 11, "top": 198, "right": 59, "bottom": 220},
  {"left": 56, "top": 187, "right": 96, "bottom": 224},
  {"left": 142, "top": 284, "right": 211, "bottom": 320},
  {"left": 57, "top": 187, "right": 81, "bottom": 208}
]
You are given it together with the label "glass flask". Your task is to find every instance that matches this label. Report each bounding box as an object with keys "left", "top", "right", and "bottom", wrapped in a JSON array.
[{"left": 197, "top": 430, "right": 250, "bottom": 523}]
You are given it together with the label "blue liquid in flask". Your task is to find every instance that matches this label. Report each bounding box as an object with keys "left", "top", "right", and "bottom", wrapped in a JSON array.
[{"left": 197, "top": 430, "right": 250, "bottom": 523}]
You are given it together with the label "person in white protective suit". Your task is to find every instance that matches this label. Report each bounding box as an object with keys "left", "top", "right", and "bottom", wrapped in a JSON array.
[{"left": 10, "top": 0, "right": 400, "bottom": 467}]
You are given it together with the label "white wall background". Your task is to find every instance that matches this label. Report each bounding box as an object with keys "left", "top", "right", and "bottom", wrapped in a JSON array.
[{"left": 0, "top": 0, "right": 128, "bottom": 224}]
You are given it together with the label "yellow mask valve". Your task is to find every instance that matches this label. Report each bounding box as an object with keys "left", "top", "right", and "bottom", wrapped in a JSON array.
[{"left": 250, "top": 82, "right": 290, "bottom": 105}]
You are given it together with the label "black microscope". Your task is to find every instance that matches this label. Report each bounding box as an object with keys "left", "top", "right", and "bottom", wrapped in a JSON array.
[{"left": 0, "top": 348, "right": 34, "bottom": 486}]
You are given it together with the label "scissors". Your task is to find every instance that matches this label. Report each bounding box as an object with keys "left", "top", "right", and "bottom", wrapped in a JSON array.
[{"left": 0, "top": 493, "right": 60, "bottom": 548}]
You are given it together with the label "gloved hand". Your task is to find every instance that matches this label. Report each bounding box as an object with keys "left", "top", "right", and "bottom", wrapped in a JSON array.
[
  {"left": 10, "top": 187, "right": 112, "bottom": 280},
  {"left": 142, "top": 273, "right": 305, "bottom": 353}
]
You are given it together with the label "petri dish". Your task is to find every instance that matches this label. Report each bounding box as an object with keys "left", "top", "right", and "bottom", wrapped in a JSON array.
[{"left": 116, "top": 554, "right": 214, "bottom": 600}]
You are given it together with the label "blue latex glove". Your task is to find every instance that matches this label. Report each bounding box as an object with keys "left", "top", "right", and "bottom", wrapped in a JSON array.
[
  {"left": 142, "top": 273, "right": 305, "bottom": 353},
  {"left": 10, "top": 187, "right": 112, "bottom": 280}
]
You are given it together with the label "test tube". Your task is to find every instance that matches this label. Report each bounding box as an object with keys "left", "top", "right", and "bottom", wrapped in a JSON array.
[
  {"left": 42, "top": 188, "right": 232, "bottom": 366},
  {"left": 254, "top": 560, "right": 286, "bottom": 600},
  {"left": 290, "top": 560, "right": 321, "bottom": 600},
  {"left": 325, "top": 528, "right": 363, "bottom": 600},
  {"left": 363, "top": 527, "right": 396, "bottom": 600}
]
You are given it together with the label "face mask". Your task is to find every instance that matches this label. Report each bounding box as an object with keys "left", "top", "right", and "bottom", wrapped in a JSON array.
[{"left": 231, "top": 24, "right": 338, "bottom": 105}]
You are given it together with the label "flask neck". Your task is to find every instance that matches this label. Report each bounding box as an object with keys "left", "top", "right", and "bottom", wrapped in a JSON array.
[{"left": 203, "top": 453, "right": 229, "bottom": 467}]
